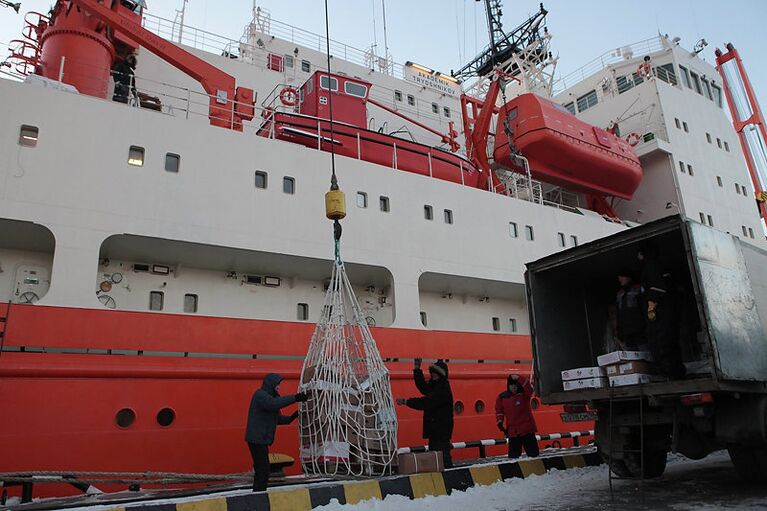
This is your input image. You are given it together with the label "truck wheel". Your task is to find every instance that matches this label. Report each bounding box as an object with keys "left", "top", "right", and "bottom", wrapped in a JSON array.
[
  {"left": 624, "top": 448, "right": 668, "bottom": 478},
  {"left": 728, "top": 444, "right": 767, "bottom": 482}
]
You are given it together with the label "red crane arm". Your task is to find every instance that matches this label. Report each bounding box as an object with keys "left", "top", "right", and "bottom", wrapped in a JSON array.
[{"left": 69, "top": 0, "right": 254, "bottom": 130}]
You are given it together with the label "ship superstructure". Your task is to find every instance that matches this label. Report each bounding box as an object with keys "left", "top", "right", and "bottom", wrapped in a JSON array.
[{"left": 0, "top": 0, "right": 763, "bottom": 499}]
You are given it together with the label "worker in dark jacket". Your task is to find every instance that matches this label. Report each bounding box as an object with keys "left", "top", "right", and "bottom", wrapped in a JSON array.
[
  {"left": 616, "top": 268, "right": 646, "bottom": 350},
  {"left": 245, "top": 373, "right": 307, "bottom": 491},
  {"left": 495, "top": 374, "right": 539, "bottom": 458},
  {"left": 396, "top": 358, "right": 454, "bottom": 468},
  {"left": 112, "top": 54, "right": 137, "bottom": 104}
]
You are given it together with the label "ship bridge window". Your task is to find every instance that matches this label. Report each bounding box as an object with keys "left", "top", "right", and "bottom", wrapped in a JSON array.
[
  {"left": 690, "top": 71, "right": 703, "bottom": 95},
  {"left": 432, "top": 102, "right": 439, "bottom": 114},
  {"left": 655, "top": 63, "right": 678, "bottom": 86},
  {"left": 19, "top": 124, "right": 38, "bottom": 147},
  {"left": 149, "top": 291, "right": 164, "bottom": 311},
  {"left": 679, "top": 65, "right": 692, "bottom": 89},
  {"left": 394, "top": 90, "right": 402, "bottom": 102},
  {"left": 357, "top": 191, "right": 368, "bottom": 208},
  {"left": 301, "top": 60, "right": 311, "bottom": 73},
  {"left": 711, "top": 84, "right": 723, "bottom": 108},
  {"left": 165, "top": 153, "right": 180, "bottom": 173},
  {"left": 184, "top": 294, "right": 198, "bottom": 313},
  {"left": 128, "top": 145, "right": 145, "bottom": 166},
  {"left": 407, "top": 94, "right": 415, "bottom": 106},
  {"left": 701, "top": 78, "right": 713, "bottom": 100},
  {"left": 576, "top": 90, "right": 597, "bottom": 113},
  {"left": 344, "top": 81, "right": 367, "bottom": 98},
  {"left": 443, "top": 106, "right": 451, "bottom": 118},
  {"left": 284, "top": 54, "right": 294, "bottom": 69},
  {"left": 320, "top": 75, "right": 338, "bottom": 91},
  {"left": 255, "top": 171, "right": 268, "bottom": 189},
  {"left": 563, "top": 102, "right": 575, "bottom": 115},
  {"left": 283, "top": 176, "right": 295, "bottom": 194}
]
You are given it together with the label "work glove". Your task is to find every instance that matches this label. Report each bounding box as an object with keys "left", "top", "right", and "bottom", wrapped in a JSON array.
[
  {"left": 647, "top": 301, "right": 657, "bottom": 321},
  {"left": 414, "top": 357, "right": 422, "bottom": 369},
  {"left": 290, "top": 411, "right": 299, "bottom": 422},
  {"left": 294, "top": 391, "right": 308, "bottom": 403},
  {"left": 497, "top": 421, "right": 506, "bottom": 433},
  {"left": 396, "top": 398, "right": 407, "bottom": 406}
]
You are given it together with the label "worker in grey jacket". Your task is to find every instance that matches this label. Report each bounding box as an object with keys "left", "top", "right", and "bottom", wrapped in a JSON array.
[{"left": 245, "top": 373, "right": 307, "bottom": 491}]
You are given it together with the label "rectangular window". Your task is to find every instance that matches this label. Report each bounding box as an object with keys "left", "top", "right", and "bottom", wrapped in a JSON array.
[
  {"left": 717, "top": 138, "right": 722, "bottom": 148},
  {"left": 255, "top": 171, "right": 267, "bottom": 189},
  {"left": 563, "top": 102, "right": 576, "bottom": 115},
  {"left": 616, "top": 75, "right": 633, "bottom": 94},
  {"left": 407, "top": 94, "right": 415, "bottom": 106},
  {"left": 379, "top": 196, "right": 390, "bottom": 212},
  {"left": 492, "top": 317, "right": 500, "bottom": 332},
  {"left": 509, "top": 222, "right": 518, "bottom": 238},
  {"left": 19, "top": 125, "right": 39, "bottom": 147},
  {"left": 632, "top": 72, "right": 644, "bottom": 86},
  {"left": 708, "top": 215, "right": 714, "bottom": 227},
  {"left": 679, "top": 161, "right": 686, "bottom": 173},
  {"left": 301, "top": 60, "right": 311, "bottom": 72},
  {"left": 735, "top": 183, "right": 741, "bottom": 195},
  {"left": 679, "top": 65, "right": 691, "bottom": 88},
  {"left": 320, "top": 75, "right": 338, "bottom": 91},
  {"left": 284, "top": 55, "right": 294, "bottom": 68},
  {"left": 431, "top": 103, "right": 439, "bottom": 114},
  {"left": 357, "top": 191, "right": 368, "bottom": 208},
  {"left": 267, "top": 53, "right": 284, "bottom": 72},
  {"left": 743, "top": 225, "right": 749, "bottom": 237},
  {"left": 656, "top": 63, "right": 678, "bottom": 86},
  {"left": 424, "top": 205, "right": 433, "bottom": 220},
  {"left": 683, "top": 121, "right": 689, "bottom": 133},
  {"left": 717, "top": 176, "right": 723, "bottom": 187},
  {"left": 128, "top": 145, "right": 145, "bottom": 166},
  {"left": 165, "top": 153, "right": 180, "bottom": 173},
  {"left": 394, "top": 90, "right": 402, "bottom": 102},
  {"left": 724, "top": 141, "right": 730, "bottom": 152},
  {"left": 420, "top": 311, "right": 428, "bottom": 327},
  {"left": 510, "top": 318, "right": 518, "bottom": 333},
  {"left": 570, "top": 235, "right": 578, "bottom": 246},
  {"left": 690, "top": 71, "right": 702, "bottom": 94},
  {"left": 557, "top": 232, "right": 566, "bottom": 247},
  {"left": 149, "top": 291, "right": 164, "bottom": 311},
  {"left": 344, "top": 81, "right": 368, "bottom": 98},
  {"left": 675, "top": 118, "right": 681, "bottom": 129},
  {"left": 443, "top": 106, "right": 451, "bottom": 118},
  {"left": 576, "top": 90, "right": 598, "bottom": 112},
  {"left": 687, "top": 164, "right": 694, "bottom": 176},
  {"left": 706, "top": 133, "right": 712, "bottom": 143},
  {"left": 749, "top": 228, "right": 755, "bottom": 239},
  {"left": 699, "top": 212, "right": 706, "bottom": 223},
  {"left": 297, "top": 303, "right": 309, "bottom": 321},
  {"left": 701, "top": 78, "right": 713, "bottom": 100},
  {"left": 525, "top": 225, "right": 534, "bottom": 241},
  {"left": 283, "top": 176, "right": 295, "bottom": 194},
  {"left": 444, "top": 209, "right": 453, "bottom": 224},
  {"left": 183, "top": 294, "right": 198, "bottom": 313},
  {"left": 712, "top": 84, "right": 723, "bottom": 107}
]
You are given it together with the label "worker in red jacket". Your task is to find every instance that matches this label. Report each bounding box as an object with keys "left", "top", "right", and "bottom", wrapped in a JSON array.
[{"left": 495, "top": 374, "right": 539, "bottom": 458}]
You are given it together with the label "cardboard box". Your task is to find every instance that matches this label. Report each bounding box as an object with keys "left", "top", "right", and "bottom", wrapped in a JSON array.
[
  {"left": 397, "top": 451, "right": 444, "bottom": 474},
  {"left": 616, "top": 361, "right": 656, "bottom": 375},
  {"left": 561, "top": 366, "right": 605, "bottom": 381},
  {"left": 608, "top": 373, "right": 666, "bottom": 387},
  {"left": 563, "top": 377, "right": 607, "bottom": 391},
  {"left": 300, "top": 441, "right": 350, "bottom": 464},
  {"left": 597, "top": 350, "right": 654, "bottom": 367}
]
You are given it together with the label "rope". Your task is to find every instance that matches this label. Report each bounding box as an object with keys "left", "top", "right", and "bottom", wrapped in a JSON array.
[
  {"left": 298, "top": 259, "right": 398, "bottom": 478},
  {"left": 323, "top": 0, "right": 337, "bottom": 184}
]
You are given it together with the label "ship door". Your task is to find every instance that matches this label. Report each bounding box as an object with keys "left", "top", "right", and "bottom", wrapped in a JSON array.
[{"left": 13, "top": 265, "right": 50, "bottom": 304}]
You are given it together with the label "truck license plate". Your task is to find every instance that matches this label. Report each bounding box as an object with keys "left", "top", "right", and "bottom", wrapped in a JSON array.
[{"left": 560, "top": 411, "right": 597, "bottom": 422}]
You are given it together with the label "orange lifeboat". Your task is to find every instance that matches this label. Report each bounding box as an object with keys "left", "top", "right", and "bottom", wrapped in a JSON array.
[{"left": 493, "top": 93, "right": 643, "bottom": 200}]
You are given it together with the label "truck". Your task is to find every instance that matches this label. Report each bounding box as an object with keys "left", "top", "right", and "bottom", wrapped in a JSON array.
[{"left": 525, "top": 215, "right": 767, "bottom": 481}]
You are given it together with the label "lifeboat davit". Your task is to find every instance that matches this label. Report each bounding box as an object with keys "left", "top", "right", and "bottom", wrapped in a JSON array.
[{"left": 493, "top": 93, "right": 642, "bottom": 199}]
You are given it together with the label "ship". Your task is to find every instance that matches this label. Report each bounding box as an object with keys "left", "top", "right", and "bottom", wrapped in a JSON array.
[{"left": 0, "top": 0, "right": 765, "bottom": 500}]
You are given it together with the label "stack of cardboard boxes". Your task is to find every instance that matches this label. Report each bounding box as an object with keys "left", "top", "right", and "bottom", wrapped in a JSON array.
[{"left": 562, "top": 351, "right": 665, "bottom": 391}]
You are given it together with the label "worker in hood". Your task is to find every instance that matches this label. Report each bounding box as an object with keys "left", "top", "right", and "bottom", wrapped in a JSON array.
[
  {"left": 245, "top": 373, "right": 307, "bottom": 491},
  {"left": 616, "top": 267, "right": 646, "bottom": 351},
  {"left": 495, "top": 374, "right": 539, "bottom": 459},
  {"left": 396, "top": 358, "right": 454, "bottom": 468}
]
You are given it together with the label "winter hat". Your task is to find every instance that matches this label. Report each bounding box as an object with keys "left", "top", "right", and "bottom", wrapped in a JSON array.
[{"left": 429, "top": 360, "right": 449, "bottom": 378}]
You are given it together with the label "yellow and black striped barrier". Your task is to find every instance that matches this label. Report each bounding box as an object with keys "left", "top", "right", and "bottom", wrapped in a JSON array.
[{"left": 122, "top": 451, "right": 602, "bottom": 511}]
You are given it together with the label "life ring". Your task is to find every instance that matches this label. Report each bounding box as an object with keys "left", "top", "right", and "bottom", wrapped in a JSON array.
[
  {"left": 625, "top": 132, "right": 641, "bottom": 146},
  {"left": 279, "top": 87, "right": 298, "bottom": 106},
  {"left": 637, "top": 62, "right": 652, "bottom": 78}
]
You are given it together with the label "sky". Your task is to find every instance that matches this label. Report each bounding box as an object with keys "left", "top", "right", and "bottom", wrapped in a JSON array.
[{"left": 1, "top": 0, "right": 766, "bottom": 110}]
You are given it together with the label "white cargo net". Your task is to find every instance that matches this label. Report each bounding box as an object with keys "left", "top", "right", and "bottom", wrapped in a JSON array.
[{"left": 298, "top": 259, "right": 398, "bottom": 477}]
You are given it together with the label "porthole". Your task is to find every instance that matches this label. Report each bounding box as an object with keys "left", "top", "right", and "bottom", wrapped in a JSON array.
[
  {"left": 454, "top": 400, "right": 464, "bottom": 415},
  {"left": 116, "top": 408, "right": 136, "bottom": 428},
  {"left": 531, "top": 397, "right": 540, "bottom": 410},
  {"left": 474, "top": 400, "right": 485, "bottom": 413},
  {"left": 156, "top": 407, "right": 176, "bottom": 427}
]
